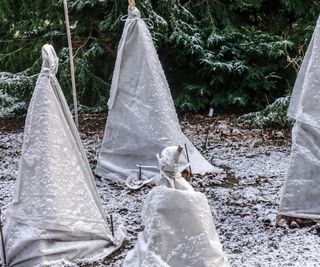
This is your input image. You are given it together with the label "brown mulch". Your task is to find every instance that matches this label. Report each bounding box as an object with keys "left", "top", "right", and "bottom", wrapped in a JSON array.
[
  {"left": 0, "top": 115, "right": 26, "bottom": 133},
  {"left": 0, "top": 113, "right": 291, "bottom": 147},
  {"left": 0, "top": 113, "right": 108, "bottom": 137}
]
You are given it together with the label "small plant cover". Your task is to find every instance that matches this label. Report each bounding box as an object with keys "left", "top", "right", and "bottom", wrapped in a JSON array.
[{"left": 124, "top": 145, "right": 229, "bottom": 267}]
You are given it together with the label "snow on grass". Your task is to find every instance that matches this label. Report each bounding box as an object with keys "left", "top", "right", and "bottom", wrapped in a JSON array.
[{"left": 0, "top": 116, "right": 319, "bottom": 266}]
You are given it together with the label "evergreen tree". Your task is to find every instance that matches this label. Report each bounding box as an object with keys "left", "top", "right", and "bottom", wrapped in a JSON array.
[{"left": 0, "top": 0, "right": 319, "bottom": 116}]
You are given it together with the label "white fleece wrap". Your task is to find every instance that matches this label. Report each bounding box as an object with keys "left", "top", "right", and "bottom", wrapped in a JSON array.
[{"left": 1, "top": 44, "right": 125, "bottom": 267}]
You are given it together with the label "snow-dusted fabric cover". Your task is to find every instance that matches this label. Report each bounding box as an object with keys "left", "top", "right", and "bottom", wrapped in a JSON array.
[
  {"left": 124, "top": 146, "right": 229, "bottom": 267},
  {"left": 0, "top": 44, "right": 124, "bottom": 267},
  {"left": 279, "top": 16, "right": 320, "bottom": 219},
  {"left": 95, "top": 8, "right": 220, "bottom": 183},
  {"left": 155, "top": 145, "right": 194, "bottom": 191}
]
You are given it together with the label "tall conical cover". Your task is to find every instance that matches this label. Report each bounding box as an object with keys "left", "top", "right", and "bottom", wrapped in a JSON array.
[
  {"left": 1, "top": 44, "right": 123, "bottom": 267},
  {"left": 96, "top": 8, "right": 220, "bottom": 182},
  {"left": 279, "top": 16, "right": 320, "bottom": 219}
]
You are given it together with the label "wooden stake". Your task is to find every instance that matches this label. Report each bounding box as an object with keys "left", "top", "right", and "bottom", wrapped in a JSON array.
[
  {"left": 0, "top": 209, "right": 7, "bottom": 266},
  {"left": 110, "top": 214, "right": 114, "bottom": 237},
  {"left": 203, "top": 108, "right": 215, "bottom": 149},
  {"left": 204, "top": 123, "right": 211, "bottom": 149},
  {"left": 184, "top": 143, "right": 193, "bottom": 177},
  {"left": 138, "top": 164, "right": 142, "bottom": 180},
  {"left": 63, "top": 0, "right": 79, "bottom": 129}
]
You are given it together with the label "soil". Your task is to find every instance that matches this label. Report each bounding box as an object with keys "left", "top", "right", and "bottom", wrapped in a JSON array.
[{"left": 0, "top": 114, "right": 319, "bottom": 267}]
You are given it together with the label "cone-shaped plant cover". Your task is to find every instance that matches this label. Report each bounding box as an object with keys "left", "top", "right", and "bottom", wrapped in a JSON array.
[
  {"left": 279, "top": 16, "right": 320, "bottom": 220},
  {"left": 0, "top": 44, "right": 124, "bottom": 267},
  {"left": 96, "top": 8, "right": 220, "bottom": 184},
  {"left": 124, "top": 146, "right": 230, "bottom": 267}
]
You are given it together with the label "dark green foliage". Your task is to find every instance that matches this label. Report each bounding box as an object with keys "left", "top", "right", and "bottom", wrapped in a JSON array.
[
  {"left": 0, "top": 73, "right": 30, "bottom": 117},
  {"left": 0, "top": 0, "right": 126, "bottom": 111},
  {"left": 237, "top": 96, "right": 293, "bottom": 129},
  {"left": 173, "top": 28, "right": 292, "bottom": 112},
  {"left": 0, "top": 0, "right": 320, "bottom": 116}
]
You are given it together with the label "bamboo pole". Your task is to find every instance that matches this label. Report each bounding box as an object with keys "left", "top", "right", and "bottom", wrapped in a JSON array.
[
  {"left": 128, "top": 0, "right": 136, "bottom": 10},
  {"left": 63, "top": 0, "right": 79, "bottom": 129}
]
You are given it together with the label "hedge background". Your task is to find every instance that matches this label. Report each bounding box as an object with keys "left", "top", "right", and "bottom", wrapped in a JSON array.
[{"left": 1, "top": 0, "right": 319, "bottom": 115}]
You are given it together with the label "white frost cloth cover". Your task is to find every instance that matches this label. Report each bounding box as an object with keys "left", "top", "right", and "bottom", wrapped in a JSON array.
[
  {"left": 124, "top": 146, "right": 229, "bottom": 267},
  {"left": 96, "top": 8, "right": 220, "bottom": 183},
  {"left": 279, "top": 16, "right": 320, "bottom": 219},
  {"left": 0, "top": 45, "right": 124, "bottom": 267}
]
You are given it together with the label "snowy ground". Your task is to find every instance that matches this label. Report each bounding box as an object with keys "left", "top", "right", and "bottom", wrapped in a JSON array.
[{"left": 0, "top": 114, "right": 319, "bottom": 267}]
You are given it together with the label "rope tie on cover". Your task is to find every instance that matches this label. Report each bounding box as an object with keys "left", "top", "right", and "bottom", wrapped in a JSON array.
[
  {"left": 120, "top": 7, "right": 154, "bottom": 29},
  {"left": 108, "top": 2, "right": 152, "bottom": 110},
  {"left": 41, "top": 67, "right": 56, "bottom": 77}
]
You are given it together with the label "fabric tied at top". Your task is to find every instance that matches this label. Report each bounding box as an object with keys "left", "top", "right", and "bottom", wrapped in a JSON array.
[
  {"left": 156, "top": 146, "right": 193, "bottom": 190},
  {"left": 123, "top": 145, "right": 230, "bottom": 267},
  {"left": 107, "top": 7, "right": 142, "bottom": 110},
  {"left": 0, "top": 44, "right": 125, "bottom": 267},
  {"left": 96, "top": 7, "right": 221, "bottom": 185}
]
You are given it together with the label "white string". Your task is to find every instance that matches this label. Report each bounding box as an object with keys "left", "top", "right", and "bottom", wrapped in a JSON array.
[
  {"left": 40, "top": 67, "right": 56, "bottom": 77},
  {"left": 120, "top": 15, "right": 154, "bottom": 29}
]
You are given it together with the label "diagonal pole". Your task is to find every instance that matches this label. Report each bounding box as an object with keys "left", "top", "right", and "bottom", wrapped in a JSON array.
[
  {"left": 184, "top": 143, "right": 193, "bottom": 178},
  {"left": 63, "top": 0, "right": 79, "bottom": 129},
  {"left": 0, "top": 209, "right": 7, "bottom": 266}
]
